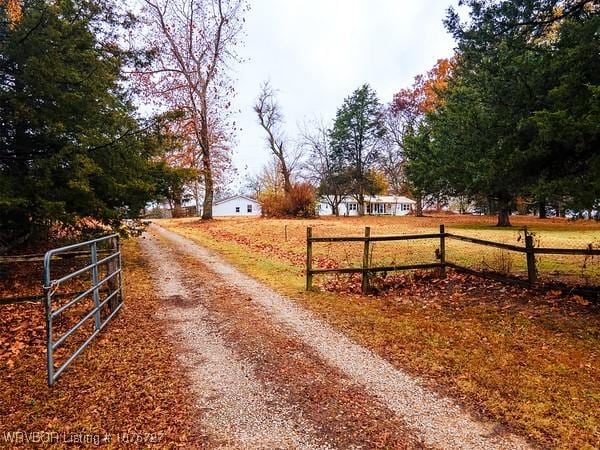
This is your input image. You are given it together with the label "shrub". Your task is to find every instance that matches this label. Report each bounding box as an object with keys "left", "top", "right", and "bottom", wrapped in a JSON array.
[
  {"left": 258, "top": 183, "right": 317, "bottom": 218},
  {"left": 286, "top": 183, "right": 317, "bottom": 218},
  {"left": 257, "top": 189, "right": 288, "bottom": 217}
]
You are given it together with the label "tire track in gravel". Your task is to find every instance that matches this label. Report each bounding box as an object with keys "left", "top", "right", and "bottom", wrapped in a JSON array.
[
  {"left": 143, "top": 229, "right": 426, "bottom": 449},
  {"left": 144, "top": 230, "right": 427, "bottom": 449},
  {"left": 146, "top": 223, "right": 532, "bottom": 450},
  {"left": 142, "top": 232, "right": 331, "bottom": 449}
]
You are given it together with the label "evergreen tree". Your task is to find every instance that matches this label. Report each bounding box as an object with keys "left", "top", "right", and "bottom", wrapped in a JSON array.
[
  {"left": 330, "top": 84, "right": 386, "bottom": 215},
  {"left": 0, "top": 0, "right": 170, "bottom": 244},
  {"left": 406, "top": 0, "right": 599, "bottom": 226}
]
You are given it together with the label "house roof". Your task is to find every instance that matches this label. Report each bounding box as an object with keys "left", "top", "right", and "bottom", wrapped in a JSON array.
[
  {"left": 368, "top": 195, "right": 416, "bottom": 204},
  {"left": 320, "top": 195, "right": 416, "bottom": 204},
  {"left": 214, "top": 195, "right": 260, "bottom": 206}
]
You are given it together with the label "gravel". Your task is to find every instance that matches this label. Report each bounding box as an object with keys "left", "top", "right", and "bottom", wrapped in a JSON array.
[
  {"left": 150, "top": 223, "right": 532, "bottom": 450},
  {"left": 142, "top": 232, "right": 331, "bottom": 450}
]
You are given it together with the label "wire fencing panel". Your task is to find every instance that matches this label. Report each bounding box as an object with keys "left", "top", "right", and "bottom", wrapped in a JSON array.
[
  {"left": 44, "top": 234, "right": 123, "bottom": 386},
  {"left": 534, "top": 248, "right": 600, "bottom": 287},
  {"left": 307, "top": 225, "right": 600, "bottom": 298},
  {"left": 307, "top": 227, "right": 444, "bottom": 293},
  {"left": 444, "top": 231, "right": 600, "bottom": 289},
  {"left": 444, "top": 233, "right": 530, "bottom": 281}
]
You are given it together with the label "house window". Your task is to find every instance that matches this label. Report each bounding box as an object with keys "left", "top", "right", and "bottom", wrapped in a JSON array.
[
  {"left": 235, "top": 206, "right": 240, "bottom": 213},
  {"left": 401, "top": 204, "right": 410, "bottom": 211},
  {"left": 247, "top": 204, "right": 253, "bottom": 213},
  {"left": 348, "top": 203, "right": 357, "bottom": 211}
]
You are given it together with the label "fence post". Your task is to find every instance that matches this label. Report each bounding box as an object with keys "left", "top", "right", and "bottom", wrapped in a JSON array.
[
  {"left": 107, "top": 236, "right": 119, "bottom": 312},
  {"left": 43, "top": 255, "right": 54, "bottom": 386},
  {"left": 117, "top": 235, "right": 124, "bottom": 304},
  {"left": 361, "top": 227, "right": 371, "bottom": 294},
  {"left": 90, "top": 242, "right": 102, "bottom": 330},
  {"left": 439, "top": 224, "right": 446, "bottom": 277},
  {"left": 306, "top": 227, "right": 313, "bottom": 291},
  {"left": 525, "top": 234, "right": 537, "bottom": 285}
]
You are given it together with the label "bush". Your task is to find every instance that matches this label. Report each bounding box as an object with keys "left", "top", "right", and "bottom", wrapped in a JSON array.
[
  {"left": 286, "top": 183, "right": 317, "bottom": 218},
  {"left": 257, "top": 189, "right": 288, "bottom": 217},
  {"left": 258, "top": 183, "right": 316, "bottom": 218}
]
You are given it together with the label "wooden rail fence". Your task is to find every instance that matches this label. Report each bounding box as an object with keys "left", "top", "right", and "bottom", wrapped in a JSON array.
[{"left": 306, "top": 225, "right": 600, "bottom": 297}]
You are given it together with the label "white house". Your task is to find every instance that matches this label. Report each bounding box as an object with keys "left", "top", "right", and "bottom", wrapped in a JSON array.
[
  {"left": 318, "top": 195, "right": 416, "bottom": 216},
  {"left": 213, "top": 195, "right": 261, "bottom": 217}
]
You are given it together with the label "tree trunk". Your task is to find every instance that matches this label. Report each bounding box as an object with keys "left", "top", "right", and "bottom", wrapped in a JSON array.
[
  {"left": 202, "top": 170, "right": 213, "bottom": 219},
  {"left": 201, "top": 148, "right": 214, "bottom": 220},
  {"left": 357, "top": 193, "right": 365, "bottom": 216},
  {"left": 199, "top": 95, "right": 214, "bottom": 220},
  {"left": 194, "top": 178, "right": 202, "bottom": 217},
  {"left": 558, "top": 200, "right": 566, "bottom": 218},
  {"left": 281, "top": 159, "right": 292, "bottom": 195},
  {"left": 172, "top": 197, "right": 183, "bottom": 218},
  {"left": 415, "top": 193, "right": 423, "bottom": 217},
  {"left": 538, "top": 200, "right": 547, "bottom": 218},
  {"left": 496, "top": 199, "right": 512, "bottom": 227},
  {"left": 487, "top": 196, "right": 494, "bottom": 216}
]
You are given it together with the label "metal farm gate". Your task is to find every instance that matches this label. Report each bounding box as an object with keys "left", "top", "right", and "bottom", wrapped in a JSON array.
[{"left": 43, "top": 234, "right": 123, "bottom": 386}]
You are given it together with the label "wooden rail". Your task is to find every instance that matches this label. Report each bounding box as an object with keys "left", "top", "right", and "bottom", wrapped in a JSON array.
[
  {"left": 444, "top": 233, "right": 525, "bottom": 252},
  {"left": 306, "top": 224, "right": 600, "bottom": 297},
  {"left": 309, "top": 233, "right": 442, "bottom": 243}
]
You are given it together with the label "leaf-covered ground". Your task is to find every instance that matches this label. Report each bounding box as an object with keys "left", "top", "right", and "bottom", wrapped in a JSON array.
[
  {"left": 0, "top": 239, "right": 209, "bottom": 448},
  {"left": 159, "top": 216, "right": 600, "bottom": 449}
]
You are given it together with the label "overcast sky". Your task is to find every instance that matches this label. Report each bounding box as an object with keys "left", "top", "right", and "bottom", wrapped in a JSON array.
[{"left": 227, "top": 0, "right": 460, "bottom": 191}]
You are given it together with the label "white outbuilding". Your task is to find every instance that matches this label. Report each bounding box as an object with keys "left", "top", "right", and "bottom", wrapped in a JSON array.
[
  {"left": 318, "top": 195, "right": 416, "bottom": 216},
  {"left": 213, "top": 195, "right": 261, "bottom": 217}
]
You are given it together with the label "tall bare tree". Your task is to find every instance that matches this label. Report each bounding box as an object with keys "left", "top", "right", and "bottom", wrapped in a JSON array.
[
  {"left": 138, "top": 0, "right": 246, "bottom": 219},
  {"left": 379, "top": 106, "right": 408, "bottom": 195},
  {"left": 253, "top": 82, "right": 296, "bottom": 195},
  {"left": 245, "top": 157, "right": 285, "bottom": 198},
  {"left": 300, "top": 120, "right": 347, "bottom": 215}
]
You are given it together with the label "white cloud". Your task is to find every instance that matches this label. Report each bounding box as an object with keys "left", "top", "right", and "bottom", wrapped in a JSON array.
[{"left": 230, "top": 0, "right": 458, "bottom": 190}]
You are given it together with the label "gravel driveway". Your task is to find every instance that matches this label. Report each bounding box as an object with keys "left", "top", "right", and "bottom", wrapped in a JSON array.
[{"left": 140, "top": 224, "right": 531, "bottom": 450}]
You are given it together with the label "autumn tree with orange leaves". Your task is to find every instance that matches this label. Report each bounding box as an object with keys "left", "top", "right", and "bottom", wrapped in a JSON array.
[{"left": 0, "top": 0, "right": 22, "bottom": 26}]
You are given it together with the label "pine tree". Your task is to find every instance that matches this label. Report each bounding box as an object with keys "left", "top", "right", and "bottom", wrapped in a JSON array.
[
  {"left": 0, "top": 0, "right": 170, "bottom": 244},
  {"left": 330, "top": 84, "right": 386, "bottom": 215}
]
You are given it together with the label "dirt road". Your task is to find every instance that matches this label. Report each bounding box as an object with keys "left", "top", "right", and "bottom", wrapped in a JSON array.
[{"left": 140, "top": 224, "right": 531, "bottom": 450}]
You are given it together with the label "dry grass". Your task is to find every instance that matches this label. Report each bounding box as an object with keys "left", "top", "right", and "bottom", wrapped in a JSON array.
[
  {"left": 161, "top": 215, "right": 600, "bottom": 285},
  {"left": 159, "top": 215, "right": 600, "bottom": 450}
]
